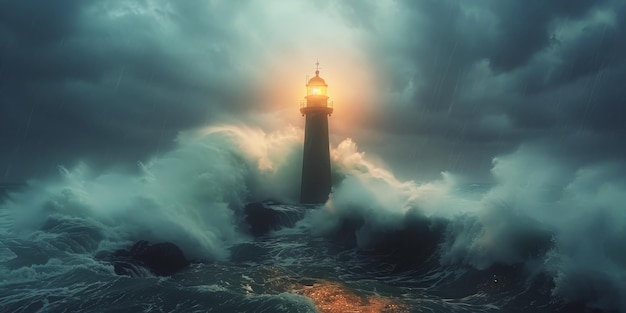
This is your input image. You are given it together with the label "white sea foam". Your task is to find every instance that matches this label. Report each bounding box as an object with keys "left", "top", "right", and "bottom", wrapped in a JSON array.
[
  {"left": 310, "top": 140, "right": 626, "bottom": 312},
  {"left": 0, "top": 125, "right": 303, "bottom": 262}
]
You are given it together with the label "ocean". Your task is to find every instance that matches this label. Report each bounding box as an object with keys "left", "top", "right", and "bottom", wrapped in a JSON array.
[{"left": 0, "top": 126, "right": 623, "bottom": 312}]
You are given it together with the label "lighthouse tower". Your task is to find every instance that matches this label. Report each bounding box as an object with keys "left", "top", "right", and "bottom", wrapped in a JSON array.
[{"left": 300, "top": 62, "right": 333, "bottom": 204}]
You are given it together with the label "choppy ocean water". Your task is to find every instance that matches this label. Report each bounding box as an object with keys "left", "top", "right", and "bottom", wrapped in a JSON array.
[
  {"left": 0, "top": 190, "right": 614, "bottom": 313},
  {"left": 1, "top": 128, "right": 624, "bottom": 312}
]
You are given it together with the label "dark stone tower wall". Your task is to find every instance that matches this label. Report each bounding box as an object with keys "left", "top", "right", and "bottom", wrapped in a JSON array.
[{"left": 300, "top": 111, "right": 331, "bottom": 203}]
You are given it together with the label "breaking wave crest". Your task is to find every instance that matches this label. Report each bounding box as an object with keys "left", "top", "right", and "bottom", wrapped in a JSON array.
[
  {"left": 1, "top": 125, "right": 305, "bottom": 262},
  {"left": 311, "top": 140, "right": 626, "bottom": 312}
]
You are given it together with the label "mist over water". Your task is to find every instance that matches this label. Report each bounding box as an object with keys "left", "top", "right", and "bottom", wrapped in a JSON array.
[{"left": 1, "top": 124, "right": 625, "bottom": 312}]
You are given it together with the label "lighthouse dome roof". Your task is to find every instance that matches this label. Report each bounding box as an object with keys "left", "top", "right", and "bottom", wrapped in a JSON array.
[{"left": 308, "top": 71, "right": 327, "bottom": 85}]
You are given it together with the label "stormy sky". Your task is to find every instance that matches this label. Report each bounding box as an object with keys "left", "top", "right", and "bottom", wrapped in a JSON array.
[{"left": 1, "top": 0, "right": 625, "bottom": 184}]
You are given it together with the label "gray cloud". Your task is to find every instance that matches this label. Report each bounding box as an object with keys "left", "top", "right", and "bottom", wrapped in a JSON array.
[
  {"left": 339, "top": 0, "right": 626, "bottom": 181},
  {"left": 1, "top": 0, "right": 260, "bottom": 180}
]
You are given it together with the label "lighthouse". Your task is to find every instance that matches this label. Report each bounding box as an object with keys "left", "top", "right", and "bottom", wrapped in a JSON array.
[{"left": 299, "top": 62, "right": 333, "bottom": 204}]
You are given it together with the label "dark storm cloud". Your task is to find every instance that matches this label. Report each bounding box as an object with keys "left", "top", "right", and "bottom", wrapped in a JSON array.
[
  {"left": 0, "top": 0, "right": 260, "bottom": 181},
  {"left": 487, "top": 0, "right": 595, "bottom": 72},
  {"left": 0, "top": 0, "right": 80, "bottom": 45},
  {"left": 337, "top": 0, "right": 626, "bottom": 181}
]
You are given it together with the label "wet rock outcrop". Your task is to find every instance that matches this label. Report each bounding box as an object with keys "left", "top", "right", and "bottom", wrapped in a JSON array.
[
  {"left": 243, "top": 202, "right": 306, "bottom": 237},
  {"left": 103, "top": 240, "right": 189, "bottom": 277}
]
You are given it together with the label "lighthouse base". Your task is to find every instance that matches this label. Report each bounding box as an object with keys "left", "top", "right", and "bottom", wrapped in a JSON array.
[{"left": 300, "top": 112, "right": 332, "bottom": 204}]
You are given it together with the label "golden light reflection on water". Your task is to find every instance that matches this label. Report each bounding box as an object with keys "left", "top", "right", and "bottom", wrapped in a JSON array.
[
  {"left": 235, "top": 266, "right": 408, "bottom": 312},
  {"left": 295, "top": 281, "right": 408, "bottom": 313}
]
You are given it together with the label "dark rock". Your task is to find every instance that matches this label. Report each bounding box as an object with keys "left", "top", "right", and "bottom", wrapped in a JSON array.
[
  {"left": 328, "top": 208, "right": 447, "bottom": 272},
  {"left": 365, "top": 212, "right": 447, "bottom": 271},
  {"left": 243, "top": 202, "right": 305, "bottom": 237},
  {"left": 103, "top": 240, "right": 189, "bottom": 277},
  {"left": 129, "top": 240, "right": 189, "bottom": 276}
]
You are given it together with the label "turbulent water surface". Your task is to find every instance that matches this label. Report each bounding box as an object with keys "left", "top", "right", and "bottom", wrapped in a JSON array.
[
  {"left": 0, "top": 197, "right": 611, "bottom": 313},
  {"left": 1, "top": 128, "right": 624, "bottom": 312}
]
